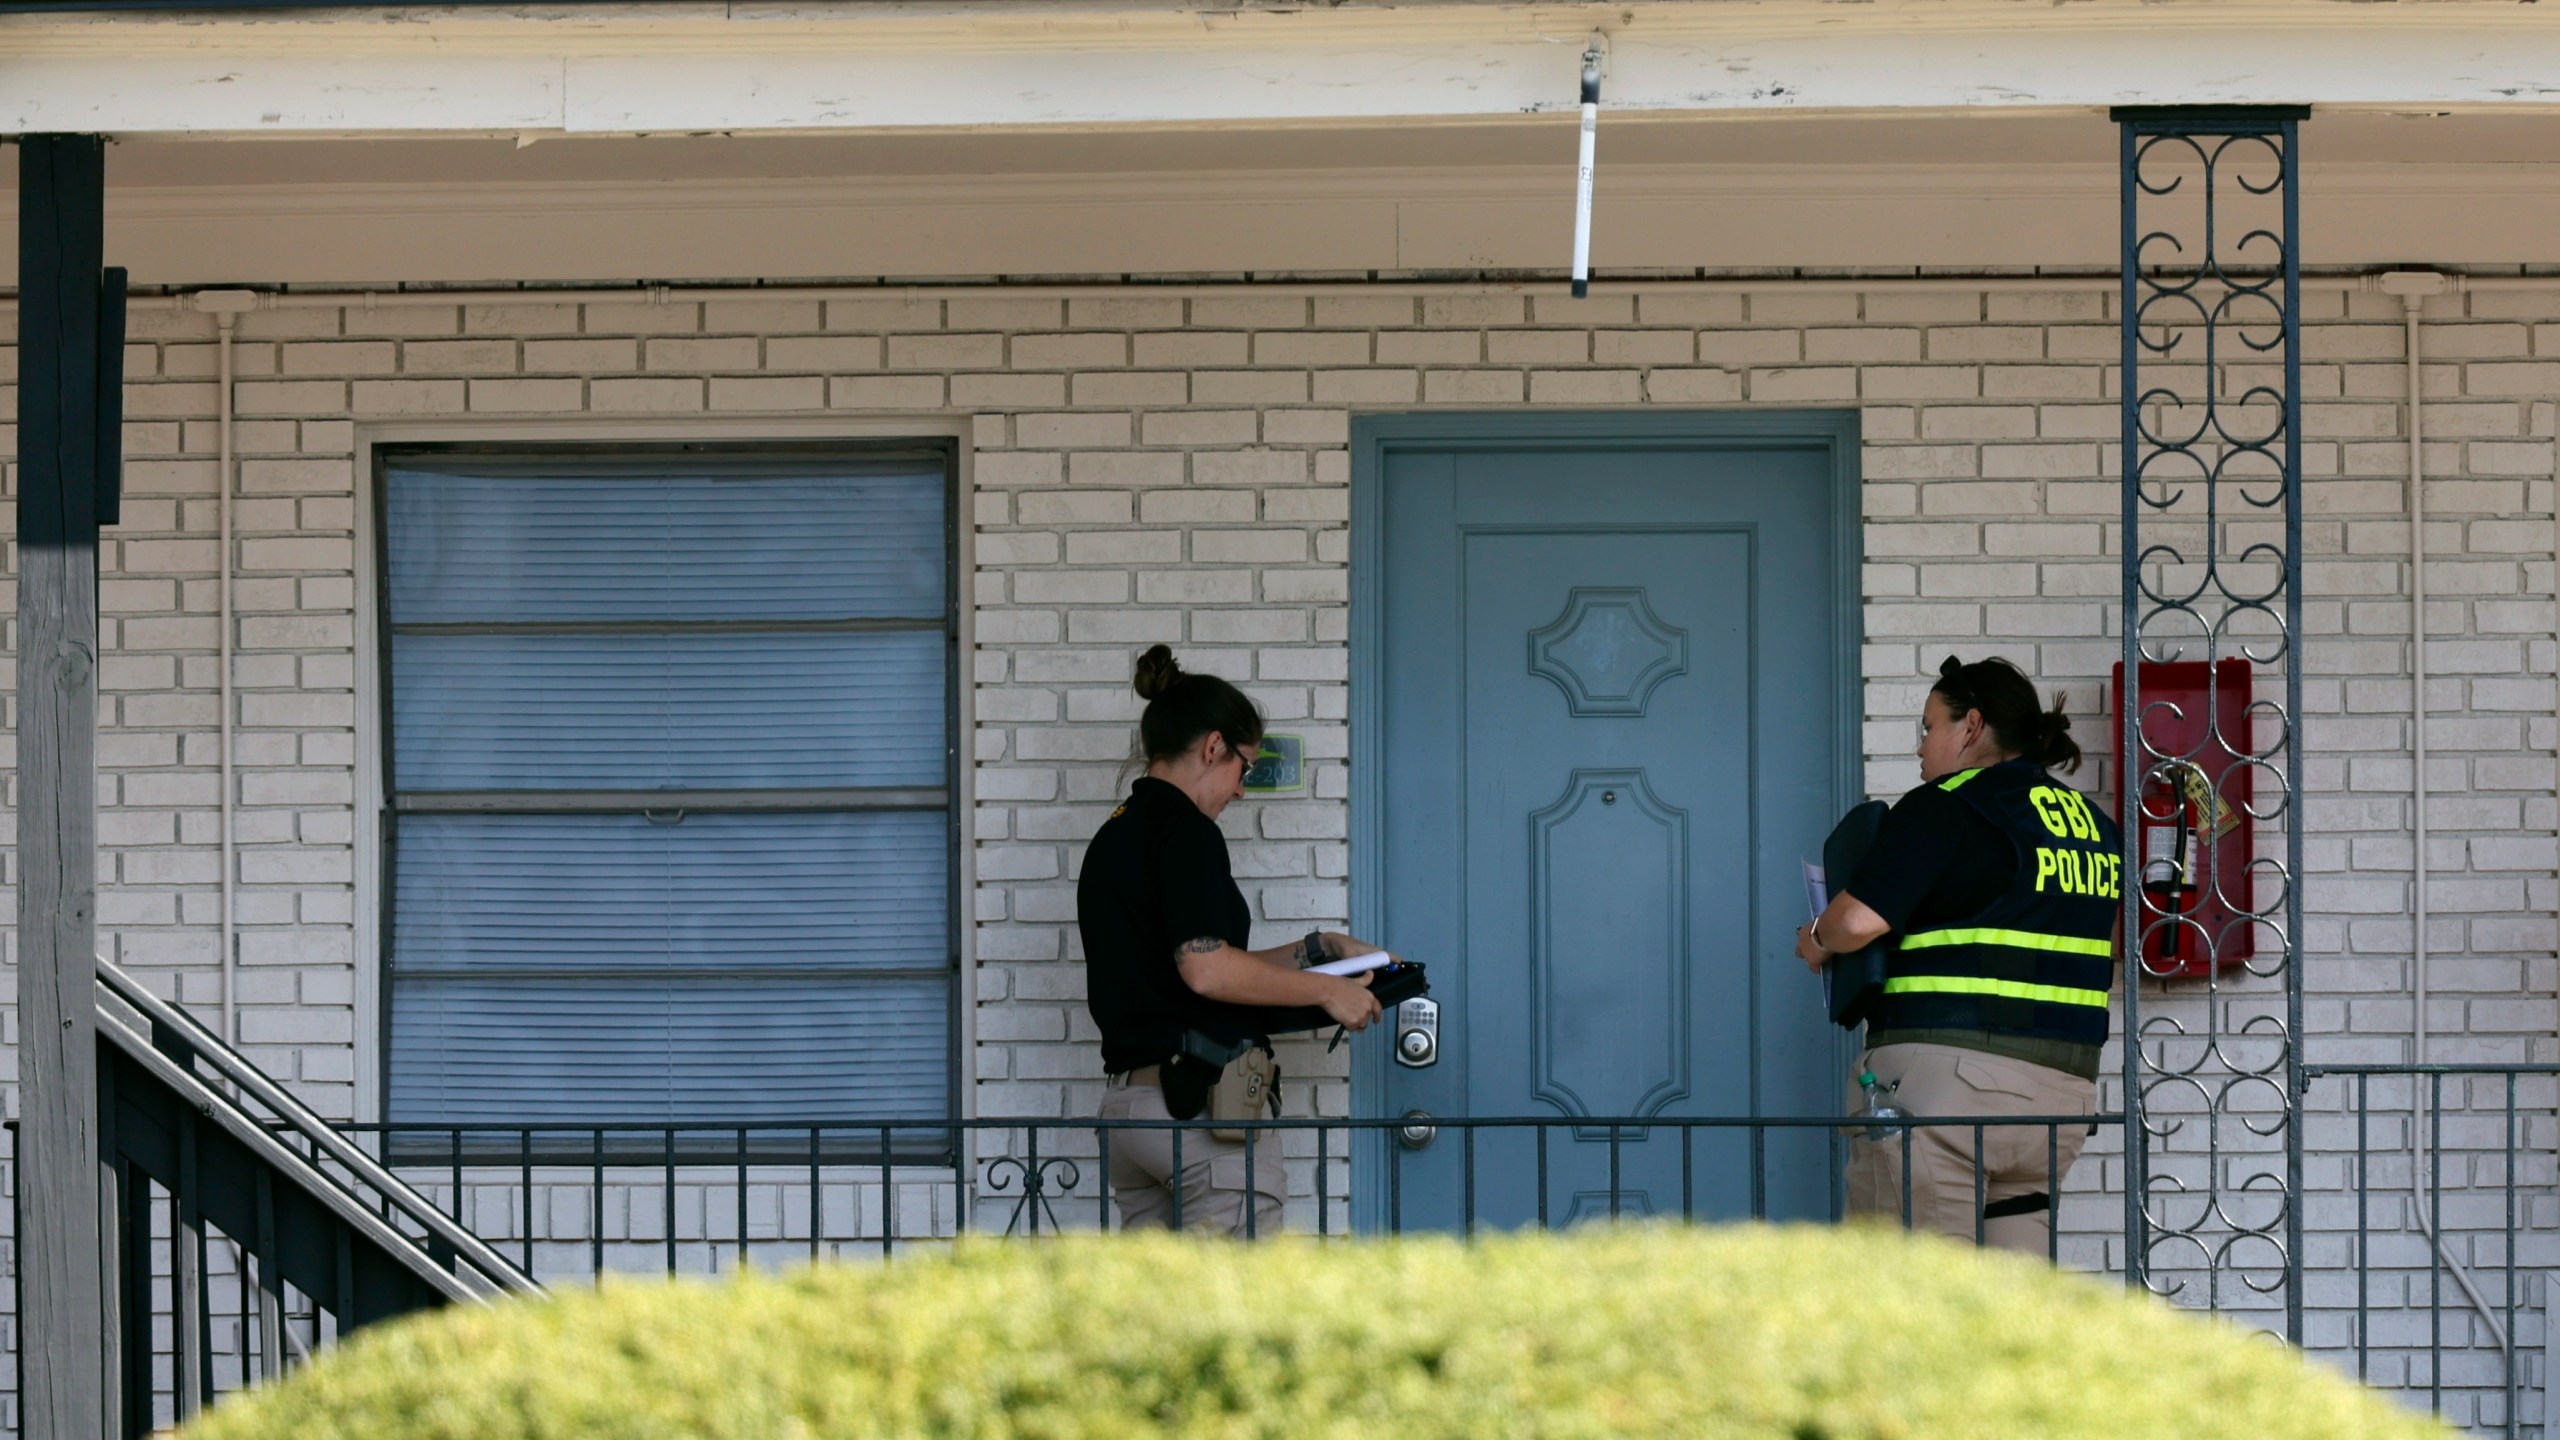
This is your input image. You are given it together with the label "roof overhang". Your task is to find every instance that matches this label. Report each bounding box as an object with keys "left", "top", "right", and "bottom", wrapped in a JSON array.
[{"left": 5, "top": 0, "right": 2560, "bottom": 140}]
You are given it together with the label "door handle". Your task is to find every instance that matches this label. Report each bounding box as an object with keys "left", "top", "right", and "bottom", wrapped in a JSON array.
[{"left": 1397, "top": 1110, "right": 1437, "bottom": 1150}]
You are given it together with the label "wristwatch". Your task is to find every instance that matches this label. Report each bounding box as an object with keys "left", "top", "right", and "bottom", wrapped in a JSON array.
[{"left": 1298, "top": 930, "right": 1328, "bottom": 966}]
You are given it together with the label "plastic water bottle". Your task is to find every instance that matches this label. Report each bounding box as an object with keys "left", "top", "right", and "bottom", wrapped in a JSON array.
[{"left": 1855, "top": 1071, "right": 1907, "bottom": 1142}]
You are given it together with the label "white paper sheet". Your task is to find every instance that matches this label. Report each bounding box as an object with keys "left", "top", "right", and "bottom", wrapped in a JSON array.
[
  {"left": 1307, "top": 950, "right": 1394, "bottom": 977},
  {"left": 1804, "top": 859, "right": 1835, "bottom": 1008}
]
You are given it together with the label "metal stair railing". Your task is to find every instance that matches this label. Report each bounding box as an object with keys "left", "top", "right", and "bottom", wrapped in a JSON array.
[{"left": 95, "top": 955, "right": 540, "bottom": 1304}]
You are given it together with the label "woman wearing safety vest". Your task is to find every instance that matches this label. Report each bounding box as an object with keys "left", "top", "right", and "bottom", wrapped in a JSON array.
[{"left": 1794, "top": 655, "right": 2122, "bottom": 1255}]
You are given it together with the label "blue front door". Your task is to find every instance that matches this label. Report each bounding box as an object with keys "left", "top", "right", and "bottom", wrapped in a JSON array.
[{"left": 1354, "top": 412, "right": 1858, "bottom": 1229}]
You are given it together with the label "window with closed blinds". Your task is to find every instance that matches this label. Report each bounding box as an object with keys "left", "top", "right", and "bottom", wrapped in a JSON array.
[{"left": 378, "top": 447, "right": 957, "bottom": 1135}]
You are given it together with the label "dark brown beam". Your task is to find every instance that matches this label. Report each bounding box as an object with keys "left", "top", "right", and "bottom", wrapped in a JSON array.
[{"left": 17, "top": 131, "right": 110, "bottom": 1440}]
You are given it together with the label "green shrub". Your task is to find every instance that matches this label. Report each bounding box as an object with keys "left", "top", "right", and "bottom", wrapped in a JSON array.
[{"left": 184, "top": 1224, "right": 2443, "bottom": 1439}]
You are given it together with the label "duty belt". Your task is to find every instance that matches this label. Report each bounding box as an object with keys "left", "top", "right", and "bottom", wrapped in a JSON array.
[{"left": 1864, "top": 1028, "right": 2102, "bottom": 1082}]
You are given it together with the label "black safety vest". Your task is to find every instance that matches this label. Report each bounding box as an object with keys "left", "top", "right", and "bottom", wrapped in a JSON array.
[{"left": 1875, "top": 760, "right": 2123, "bottom": 1049}]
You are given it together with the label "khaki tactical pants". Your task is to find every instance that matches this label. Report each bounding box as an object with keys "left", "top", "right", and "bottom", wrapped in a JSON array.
[
  {"left": 1097, "top": 1076, "right": 1285, "bottom": 1237},
  {"left": 1844, "top": 1041, "right": 2095, "bottom": 1255}
]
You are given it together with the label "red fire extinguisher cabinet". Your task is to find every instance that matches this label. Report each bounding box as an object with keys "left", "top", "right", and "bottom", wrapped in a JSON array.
[{"left": 2111, "top": 658, "right": 2255, "bottom": 979}]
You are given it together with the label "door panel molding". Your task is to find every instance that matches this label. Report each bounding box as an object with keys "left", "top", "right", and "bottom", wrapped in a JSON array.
[
  {"left": 1349, "top": 409, "right": 1863, "bottom": 1234},
  {"left": 1527, "top": 586, "right": 1692, "bottom": 719},
  {"left": 1527, "top": 767, "right": 1691, "bottom": 1137}
]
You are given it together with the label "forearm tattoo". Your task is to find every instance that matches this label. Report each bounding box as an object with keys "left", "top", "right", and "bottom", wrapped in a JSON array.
[{"left": 1179, "top": 936, "right": 1225, "bottom": 955}]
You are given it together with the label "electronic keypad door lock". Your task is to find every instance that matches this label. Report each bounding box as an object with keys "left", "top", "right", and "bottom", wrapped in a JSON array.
[{"left": 1394, "top": 996, "right": 1439, "bottom": 1068}]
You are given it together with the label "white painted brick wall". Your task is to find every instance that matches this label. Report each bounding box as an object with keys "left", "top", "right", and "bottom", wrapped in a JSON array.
[{"left": 2, "top": 280, "right": 2556, "bottom": 1411}]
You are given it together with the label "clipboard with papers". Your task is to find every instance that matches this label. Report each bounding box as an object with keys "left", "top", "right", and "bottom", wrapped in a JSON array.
[
  {"left": 1263, "top": 952, "right": 1431, "bottom": 1036},
  {"left": 1814, "top": 801, "right": 1892, "bottom": 1029}
]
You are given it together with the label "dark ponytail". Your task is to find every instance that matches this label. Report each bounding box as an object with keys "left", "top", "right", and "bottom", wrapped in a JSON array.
[
  {"left": 1931, "top": 655, "right": 2082, "bottom": 774},
  {"left": 1132, "top": 644, "right": 1264, "bottom": 765}
]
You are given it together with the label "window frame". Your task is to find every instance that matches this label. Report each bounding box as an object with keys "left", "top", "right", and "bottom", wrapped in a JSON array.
[{"left": 367, "top": 438, "right": 964, "bottom": 1157}]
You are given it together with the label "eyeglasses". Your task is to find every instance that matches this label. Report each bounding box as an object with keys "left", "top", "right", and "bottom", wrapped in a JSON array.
[{"left": 1230, "top": 740, "right": 1265, "bottom": 772}]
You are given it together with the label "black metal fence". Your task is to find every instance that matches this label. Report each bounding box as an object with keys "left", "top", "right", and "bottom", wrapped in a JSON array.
[
  {"left": 2302, "top": 1063, "right": 2560, "bottom": 1438},
  {"left": 3, "top": 1108, "right": 2123, "bottom": 1434},
  {"left": 16, "top": 1081, "right": 2556, "bottom": 1436},
  {"left": 334, "top": 1110, "right": 2119, "bottom": 1257}
]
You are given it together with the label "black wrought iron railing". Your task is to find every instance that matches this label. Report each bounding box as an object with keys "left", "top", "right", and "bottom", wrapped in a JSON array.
[
  {"left": 11, "top": 1078, "right": 2550, "bottom": 1436},
  {"left": 72, "top": 959, "right": 540, "bottom": 1437},
  {"left": 2302, "top": 1062, "right": 2560, "bottom": 1439},
  {"left": 4, "top": 1108, "right": 2122, "bottom": 1433},
  {"left": 325, "top": 1111, "right": 2123, "bottom": 1255}
]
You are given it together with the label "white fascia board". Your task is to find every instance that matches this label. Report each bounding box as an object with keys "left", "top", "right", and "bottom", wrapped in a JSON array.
[
  {"left": 7, "top": 1, "right": 2560, "bottom": 137},
  {"left": 5, "top": 57, "right": 569, "bottom": 134}
]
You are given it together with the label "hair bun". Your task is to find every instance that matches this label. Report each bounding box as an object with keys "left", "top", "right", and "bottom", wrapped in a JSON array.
[{"left": 1132, "top": 644, "right": 1184, "bottom": 701}]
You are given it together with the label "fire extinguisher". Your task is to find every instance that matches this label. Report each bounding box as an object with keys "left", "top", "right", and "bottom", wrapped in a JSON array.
[
  {"left": 2138, "top": 762, "right": 2208, "bottom": 961},
  {"left": 2139, "top": 763, "right": 2198, "bottom": 894},
  {"left": 2114, "top": 658, "right": 2256, "bottom": 976}
]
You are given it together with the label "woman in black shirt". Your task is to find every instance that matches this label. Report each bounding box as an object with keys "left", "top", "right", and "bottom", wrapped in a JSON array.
[
  {"left": 1793, "top": 656, "right": 2122, "bottom": 1254},
  {"left": 1078, "top": 645, "right": 1386, "bottom": 1234}
]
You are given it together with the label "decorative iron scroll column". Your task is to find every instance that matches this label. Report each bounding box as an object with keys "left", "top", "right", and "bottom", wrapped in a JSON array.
[{"left": 2114, "top": 106, "right": 2308, "bottom": 1341}]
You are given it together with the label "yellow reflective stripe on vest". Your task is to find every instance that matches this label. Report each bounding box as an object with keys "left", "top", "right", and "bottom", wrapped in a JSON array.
[
  {"left": 1891, "top": 927, "right": 2113, "bottom": 1009},
  {"left": 1936, "top": 767, "right": 1983, "bottom": 791},
  {"left": 1881, "top": 975, "right": 2110, "bottom": 1009},
  {"left": 1900, "top": 926, "right": 2111, "bottom": 957}
]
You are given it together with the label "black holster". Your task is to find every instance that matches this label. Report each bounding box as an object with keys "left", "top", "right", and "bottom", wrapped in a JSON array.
[{"left": 1162, "top": 1028, "right": 1259, "bottom": 1122}]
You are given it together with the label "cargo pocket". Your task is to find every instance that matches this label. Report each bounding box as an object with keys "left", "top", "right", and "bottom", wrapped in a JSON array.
[
  {"left": 1951, "top": 1054, "right": 2039, "bottom": 1104},
  {"left": 1950, "top": 1054, "right": 2069, "bottom": 1186},
  {"left": 1208, "top": 1146, "right": 1287, "bottom": 1207}
]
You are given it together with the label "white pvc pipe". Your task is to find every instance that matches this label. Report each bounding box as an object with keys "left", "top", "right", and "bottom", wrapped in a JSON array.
[
  {"left": 1570, "top": 46, "right": 1600, "bottom": 300},
  {"left": 2410, "top": 283, "right": 2430, "bottom": 1085},
  {"left": 218, "top": 310, "right": 236, "bottom": 1050},
  {"left": 191, "top": 293, "right": 257, "bottom": 1049},
  {"left": 2388, "top": 273, "right": 2513, "bottom": 1360}
]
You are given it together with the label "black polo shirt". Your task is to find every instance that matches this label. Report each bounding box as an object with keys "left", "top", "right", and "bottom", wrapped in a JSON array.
[{"left": 1077, "top": 776, "right": 1266, "bottom": 1074}]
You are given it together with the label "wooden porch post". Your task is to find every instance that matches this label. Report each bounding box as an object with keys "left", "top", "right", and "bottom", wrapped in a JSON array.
[{"left": 16, "top": 132, "right": 110, "bottom": 1440}]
